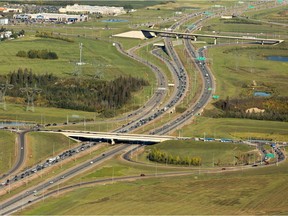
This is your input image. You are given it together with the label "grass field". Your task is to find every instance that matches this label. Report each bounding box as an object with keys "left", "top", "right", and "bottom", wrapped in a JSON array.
[
  {"left": 176, "top": 117, "right": 288, "bottom": 141},
  {"left": 20, "top": 159, "right": 288, "bottom": 215},
  {"left": 207, "top": 44, "right": 288, "bottom": 98},
  {"left": 25, "top": 132, "right": 77, "bottom": 168},
  {"left": 0, "top": 131, "right": 16, "bottom": 175},
  {"left": 143, "top": 140, "right": 257, "bottom": 167}
]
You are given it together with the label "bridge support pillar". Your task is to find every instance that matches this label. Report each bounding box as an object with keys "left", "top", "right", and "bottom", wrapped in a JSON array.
[
  {"left": 193, "top": 36, "right": 197, "bottom": 42},
  {"left": 111, "top": 139, "right": 115, "bottom": 145},
  {"left": 261, "top": 40, "right": 264, "bottom": 45},
  {"left": 214, "top": 37, "right": 217, "bottom": 45}
]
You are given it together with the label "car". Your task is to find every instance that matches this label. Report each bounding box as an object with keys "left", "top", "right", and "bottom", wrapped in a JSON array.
[
  {"left": 28, "top": 200, "right": 32, "bottom": 203},
  {"left": 252, "top": 164, "right": 258, "bottom": 167},
  {"left": 102, "top": 153, "right": 105, "bottom": 156},
  {"left": 140, "top": 174, "right": 145, "bottom": 177},
  {"left": 49, "top": 181, "right": 54, "bottom": 184},
  {"left": 221, "top": 168, "right": 226, "bottom": 170},
  {"left": 90, "top": 161, "right": 93, "bottom": 164},
  {"left": 61, "top": 176, "right": 65, "bottom": 179}
]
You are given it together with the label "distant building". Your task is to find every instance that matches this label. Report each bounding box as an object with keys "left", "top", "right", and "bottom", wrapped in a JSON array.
[
  {"left": 221, "top": 15, "right": 233, "bottom": 19},
  {"left": 14, "top": 13, "right": 88, "bottom": 23},
  {"left": 1, "top": 7, "right": 22, "bottom": 13},
  {"left": 0, "top": 18, "right": 9, "bottom": 25},
  {"left": 59, "top": 4, "right": 125, "bottom": 16},
  {"left": 0, "top": 31, "right": 12, "bottom": 39}
]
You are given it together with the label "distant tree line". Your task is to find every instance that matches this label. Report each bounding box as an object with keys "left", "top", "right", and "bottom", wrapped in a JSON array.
[
  {"left": 35, "top": 31, "right": 74, "bottom": 43},
  {"left": 0, "top": 69, "right": 148, "bottom": 115},
  {"left": 208, "top": 96, "right": 288, "bottom": 122},
  {"left": 16, "top": 49, "right": 58, "bottom": 59},
  {"left": 148, "top": 148, "right": 202, "bottom": 166}
]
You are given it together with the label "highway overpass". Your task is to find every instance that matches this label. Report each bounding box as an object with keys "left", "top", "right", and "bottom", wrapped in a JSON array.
[
  {"left": 141, "top": 29, "right": 284, "bottom": 45},
  {"left": 43, "top": 130, "right": 177, "bottom": 144}
]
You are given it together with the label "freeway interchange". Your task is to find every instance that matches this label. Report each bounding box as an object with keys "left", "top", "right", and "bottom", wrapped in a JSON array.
[{"left": 0, "top": 1, "right": 287, "bottom": 214}]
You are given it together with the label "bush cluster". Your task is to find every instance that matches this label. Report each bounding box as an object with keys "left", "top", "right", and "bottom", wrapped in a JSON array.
[
  {"left": 16, "top": 49, "right": 58, "bottom": 59},
  {"left": 148, "top": 148, "right": 202, "bottom": 166},
  {"left": 209, "top": 96, "right": 288, "bottom": 122}
]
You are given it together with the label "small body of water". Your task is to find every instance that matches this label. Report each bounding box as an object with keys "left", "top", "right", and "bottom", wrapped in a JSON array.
[
  {"left": 101, "top": 19, "right": 128, "bottom": 23},
  {"left": 0, "top": 121, "right": 32, "bottom": 128},
  {"left": 254, "top": 91, "right": 271, "bottom": 97},
  {"left": 267, "top": 56, "right": 288, "bottom": 62}
]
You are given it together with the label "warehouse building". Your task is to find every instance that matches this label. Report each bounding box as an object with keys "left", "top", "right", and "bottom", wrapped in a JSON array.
[
  {"left": 13, "top": 13, "right": 88, "bottom": 23},
  {"left": 59, "top": 4, "right": 125, "bottom": 16}
]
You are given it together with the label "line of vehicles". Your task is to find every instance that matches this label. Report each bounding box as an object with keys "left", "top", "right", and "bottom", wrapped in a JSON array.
[{"left": 0, "top": 141, "right": 98, "bottom": 188}]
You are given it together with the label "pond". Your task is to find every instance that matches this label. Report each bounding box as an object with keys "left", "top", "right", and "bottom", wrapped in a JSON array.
[
  {"left": 0, "top": 121, "right": 32, "bottom": 128},
  {"left": 254, "top": 92, "right": 271, "bottom": 97},
  {"left": 266, "top": 56, "right": 288, "bottom": 62}
]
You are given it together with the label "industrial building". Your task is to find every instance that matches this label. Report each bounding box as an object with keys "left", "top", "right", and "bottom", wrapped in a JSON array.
[
  {"left": 0, "top": 6, "right": 22, "bottom": 13},
  {"left": 0, "top": 18, "right": 9, "bottom": 25},
  {"left": 13, "top": 13, "right": 88, "bottom": 23},
  {"left": 59, "top": 4, "right": 125, "bottom": 16}
]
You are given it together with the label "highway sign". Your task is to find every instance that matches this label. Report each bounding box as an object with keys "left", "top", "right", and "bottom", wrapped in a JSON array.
[
  {"left": 265, "top": 153, "right": 275, "bottom": 158},
  {"left": 197, "top": 57, "right": 206, "bottom": 61},
  {"left": 248, "top": 5, "right": 255, "bottom": 9},
  {"left": 208, "top": 87, "right": 213, "bottom": 91},
  {"left": 212, "top": 95, "right": 219, "bottom": 99}
]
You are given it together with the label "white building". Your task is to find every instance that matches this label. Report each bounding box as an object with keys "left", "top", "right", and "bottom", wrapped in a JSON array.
[
  {"left": 0, "top": 31, "right": 12, "bottom": 38},
  {"left": 59, "top": 4, "right": 125, "bottom": 16},
  {"left": 0, "top": 18, "right": 9, "bottom": 25},
  {"left": 14, "top": 13, "right": 88, "bottom": 23}
]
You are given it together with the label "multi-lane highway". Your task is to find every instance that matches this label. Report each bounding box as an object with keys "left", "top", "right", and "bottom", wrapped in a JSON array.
[{"left": 1, "top": 1, "right": 286, "bottom": 214}]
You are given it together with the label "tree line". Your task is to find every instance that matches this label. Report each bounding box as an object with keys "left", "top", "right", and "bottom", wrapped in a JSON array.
[
  {"left": 35, "top": 31, "right": 74, "bottom": 43},
  {"left": 147, "top": 148, "right": 202, "bottom": 166},
  {"left": 0, "top": 69, "right": 148, "bottom": 115},
  {"left": 16, "top": 49, "right": 58, "bottom": 59},
  {"left": 209, "top": 96, "right": 288, "bottom": 122}
]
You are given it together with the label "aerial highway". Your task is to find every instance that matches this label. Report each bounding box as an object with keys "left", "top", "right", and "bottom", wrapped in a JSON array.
[
  {"left": 0, "top": 1, "right": 286, "bottom": 214},
  {"left": 1, "top": 130, "right": 28, "bottom": 181}
]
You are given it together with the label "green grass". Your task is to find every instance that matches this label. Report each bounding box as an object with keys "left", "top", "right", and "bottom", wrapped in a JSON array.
[
  {"left": 0, "top": 104, "right": 97, "bottom": 124},
  {"left": 178, "top": 117, "right": 288, "bottom": 141},
  {"left": 20, "top": 160, "right": 288, "bottom": 215},
  {"left": 25, "top": 132, "right": 77, "bottom": 168},
  {"left": 0, "top": 131, "right": 16, "bottom": 175},
  {"left": 0, "top": 35, "right": 150, "bottom": 81}
]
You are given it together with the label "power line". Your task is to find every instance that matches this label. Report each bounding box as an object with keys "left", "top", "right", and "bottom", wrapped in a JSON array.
[
  {"left": 0, "top": 81, "right": 14, "bottom": 111},
  {"left": 20, "top": 84, "right": 42, "bottom": 112}
]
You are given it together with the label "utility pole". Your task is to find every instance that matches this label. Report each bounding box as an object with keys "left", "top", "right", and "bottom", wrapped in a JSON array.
[
  {"left": 20, "top": 84, "right": 42, "bottom": 112},
  {"left": 0, "top": 81, "right": 14, "bottom": 110}
]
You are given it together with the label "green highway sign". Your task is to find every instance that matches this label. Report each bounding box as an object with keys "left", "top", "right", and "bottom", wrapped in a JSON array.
[
  {"left": 212, "top": 95, "right": 219, "bottom": 99},
  {"left": 266, "top": 153, "right": 275, "bottom": 158},
  {"left": 208, "top": 87, "right": 213, "bottom": 91},
  {"left": 197, "top": 57, "right": 206, "bottom": 61},
  {"left": 248, "top": 5, "right": 255, "bottom": 9}
]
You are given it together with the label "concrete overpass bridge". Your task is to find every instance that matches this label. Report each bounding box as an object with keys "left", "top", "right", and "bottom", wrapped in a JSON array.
[
  {"left": 43, "top": 130, "right": 177, "bottom": 145},
  {"left": 141, "top": 29, "right": 284, "bottom": 45}
]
